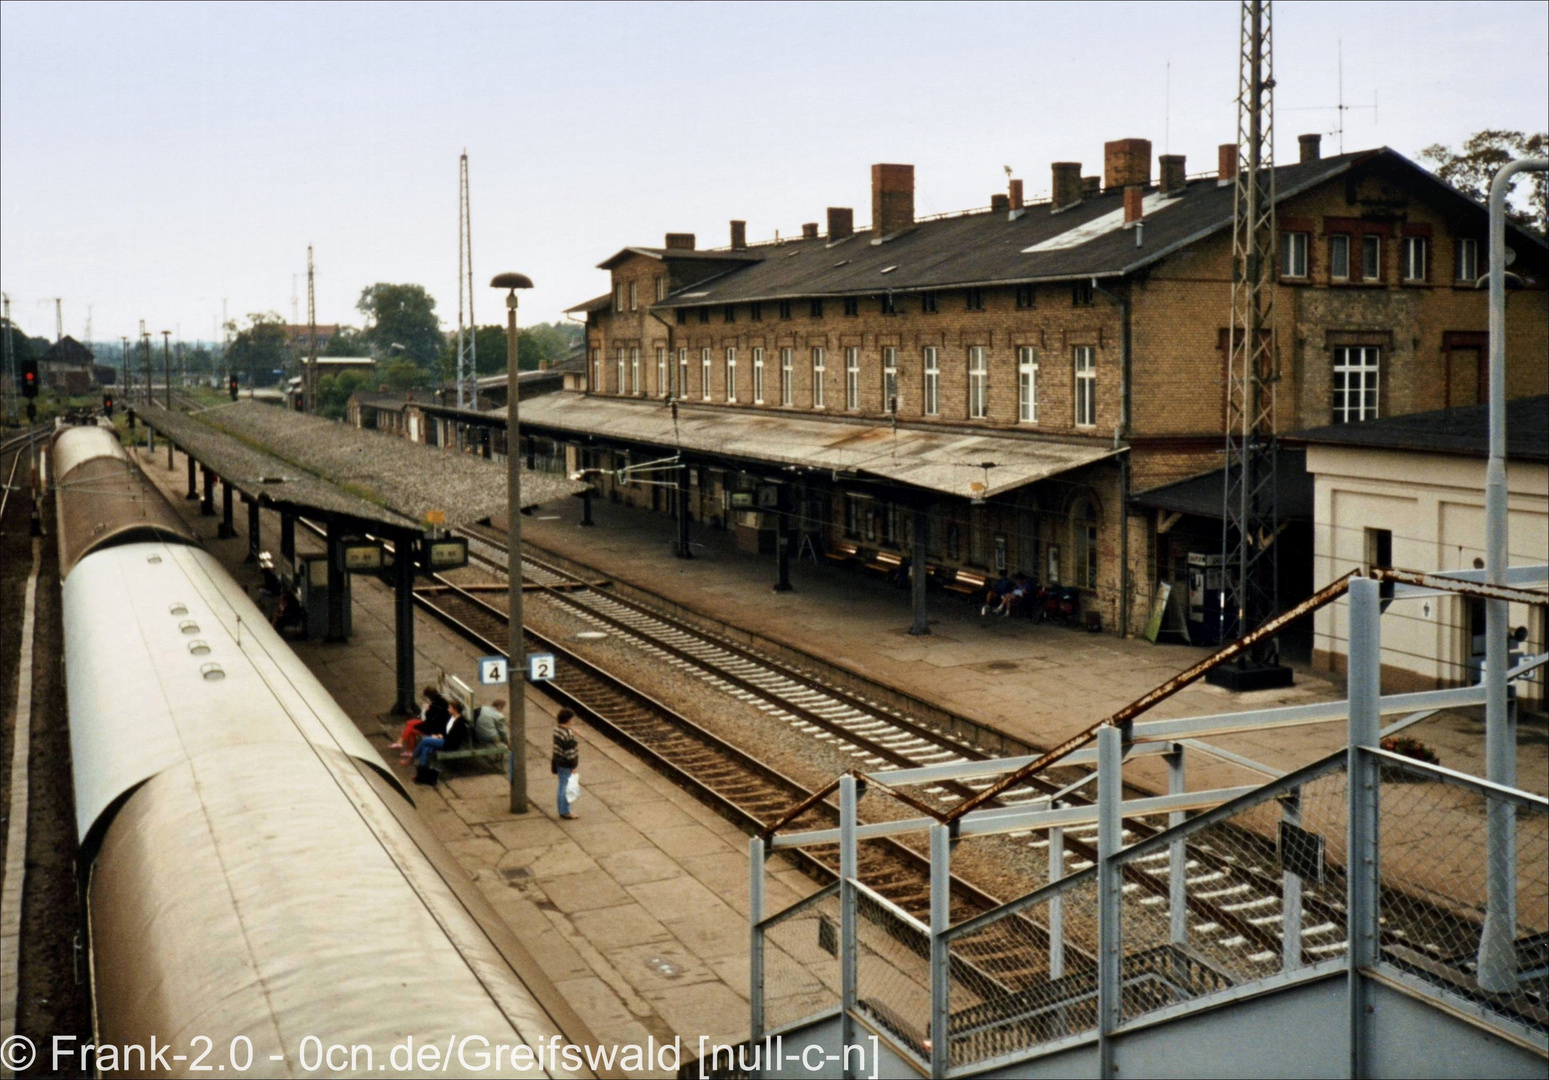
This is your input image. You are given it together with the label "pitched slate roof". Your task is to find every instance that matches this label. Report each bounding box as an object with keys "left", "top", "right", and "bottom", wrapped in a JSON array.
[
  {"left": 1292, "top": 395, "right": 1548, "bottom": 462},
  {"left": 569, "top": 148, "right": 1542, "bottom": 311},
  {"left": 1133, "top": 448, "right": 1314, "bottom": 521}
]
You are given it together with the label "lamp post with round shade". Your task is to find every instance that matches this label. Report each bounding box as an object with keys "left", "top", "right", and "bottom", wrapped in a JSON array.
[{"left": 493, "top": 272, "right": 533, "bottom": 814}]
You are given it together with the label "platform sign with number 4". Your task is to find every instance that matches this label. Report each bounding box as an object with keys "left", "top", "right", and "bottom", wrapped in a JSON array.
[
  {"left": 528, "top": 653, "right": 556, "bottom": 682},
  {"left": 478, "top": 656, "right": 508, "bottom": 685}
]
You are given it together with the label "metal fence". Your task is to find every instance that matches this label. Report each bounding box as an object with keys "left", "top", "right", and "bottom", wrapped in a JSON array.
[{"left": 754, "top": 881, "right": 841, "bottom": 1035}]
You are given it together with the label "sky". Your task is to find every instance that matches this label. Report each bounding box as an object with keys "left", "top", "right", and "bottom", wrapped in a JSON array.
[{"left": 2, "top": 0, "right": 1546, "bottom": 346}]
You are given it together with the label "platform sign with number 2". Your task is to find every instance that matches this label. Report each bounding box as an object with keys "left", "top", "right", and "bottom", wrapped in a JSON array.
[{"left": 528, "top": 653, "right": 556, "bottom": 682}]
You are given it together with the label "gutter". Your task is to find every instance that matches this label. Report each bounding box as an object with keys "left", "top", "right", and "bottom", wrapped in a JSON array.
[{"left": 1091, "top": 277, "right": 1133, "bottom": 639}]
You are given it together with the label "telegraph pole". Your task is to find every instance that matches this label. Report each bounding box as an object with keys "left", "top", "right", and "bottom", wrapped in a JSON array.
[
  {"left": 1212, "top": 0, "right": 1291, "bottom": 691},
  {"left": 457, "top": 153, "right": 478, "bottom": 409},
  {"left": 140, "top": 321, "right": 152, "bottom": 405},
  {"left": 2, "top": 293, "right": 14, "bottom": 428},
  {"left": 306, "top": 246, "right": 317, "bottom": 414}
]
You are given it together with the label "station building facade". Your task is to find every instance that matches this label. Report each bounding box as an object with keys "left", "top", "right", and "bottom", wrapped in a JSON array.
[{"left": 541, "top": 138, "right": 1548, "bottom": 635}]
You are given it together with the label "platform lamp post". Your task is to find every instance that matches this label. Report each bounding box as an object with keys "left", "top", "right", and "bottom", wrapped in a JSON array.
[{"left": 493, "top": 271, "right": 534, "bottom": 815}]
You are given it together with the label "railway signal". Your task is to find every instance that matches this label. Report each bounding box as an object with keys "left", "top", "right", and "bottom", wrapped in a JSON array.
[
  {"left": 21, "top": 356, "right": 39, "bottom": 398},
  {"left": 228, "top": 373, "right": 240, "bottom": 401},
  {"left": 103, "top": 393, "right": 114, "bottom": 417}
]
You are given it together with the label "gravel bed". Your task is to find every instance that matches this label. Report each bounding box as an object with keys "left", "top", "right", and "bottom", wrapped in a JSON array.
[{"left": 200, "top": 400, "right": 583, "bottom": 524}]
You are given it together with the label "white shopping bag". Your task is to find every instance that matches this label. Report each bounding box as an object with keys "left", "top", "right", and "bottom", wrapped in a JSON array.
[{"left": 565, "top": 772, "right": 581, "bottom": 805}]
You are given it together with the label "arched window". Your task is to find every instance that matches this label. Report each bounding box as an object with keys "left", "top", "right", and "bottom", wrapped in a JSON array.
[{"left": 1071, "top": 498, "right": 1099, "bottom": 590}]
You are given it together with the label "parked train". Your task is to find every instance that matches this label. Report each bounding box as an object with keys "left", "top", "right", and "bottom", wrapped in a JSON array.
[{"left": 51, "top": 422, "right": 607, "bottom": 1079}]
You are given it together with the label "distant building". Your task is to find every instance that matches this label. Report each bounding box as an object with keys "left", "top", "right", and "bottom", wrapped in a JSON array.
[
  {"left": 42, "top": 335, "right": 97, "bottom": 394},
  {"left": 283, "top": 324, "right": 340, "bottom": 354},
  {"left": 1300, "top": 395, "right": 1547, "bottom": 709}
]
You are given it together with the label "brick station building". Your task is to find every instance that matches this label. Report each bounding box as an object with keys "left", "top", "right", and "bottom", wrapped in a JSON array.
[{"left": 524, "top": 136, "right": 1548, "bottom": 639}]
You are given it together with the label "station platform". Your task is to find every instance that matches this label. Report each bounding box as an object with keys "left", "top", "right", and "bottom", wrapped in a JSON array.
[
  {"left": 131, "top": 444, "right": 809, "bottom": 1076},
  {"left": 519, "top": 485, "right": 1545, "bottom": 794}
]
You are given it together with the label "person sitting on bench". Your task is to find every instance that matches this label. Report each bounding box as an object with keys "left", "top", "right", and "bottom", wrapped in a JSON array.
[
  {"left": 980, "top": 573, "right": 1014, "bottom": 616},
  {"left": 473, "top": 698, "right": 508, "bottom": 746},
  {"left": 414, "top": 700, "right": 471, "bottom": 768}
]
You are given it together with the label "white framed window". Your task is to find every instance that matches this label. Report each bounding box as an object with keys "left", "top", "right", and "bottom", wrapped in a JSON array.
[
  {"left": 753, "top": 347, "right": 765, "bottom": 403},
  {"left": 614, "top": 283, "right": 625, "bottom": 312},
  {"left": 882, "top": 347, "right": 898, "bottom": 413},
  {"left": 811, "top": 347, "right": 826, "bottom": 408},
  {"left": 1332, "top": 346, "right": 1380, "bottom": 423},
  {"left": 1361, "top": 234, "right": 1381, "bottom": 281},
  {"left": 967, "top": 346, "right": 988, "bottom": 419},
  {"left": 845, "top": 347, "right": 860, "bottom": 410},
  {"left": 1072, "top": 499, "right": 1099, "bottom": 590},
  {"left": 616, "top": 348, "right": 626, "bottom": 393},
  {"left": 1402, "top": 236, "right": 1428, "bottom": 282},
  {"left": 1281, "top": 232, "right": 1309, "bottom": 278},
  {"left": 725, "top": 347, "right": 737, "bottom": 401},
  {"left": 1074, "top": 345, "right": 1096, "bottom": 427},
  {"left": 655, "top": 276, "right": 667, "bottom": 302},
  {"left": 678, "top": 348, "right": 689, "bottom": 399},
  {"left": 922, "top": 346, "right": 940, "bottom": 416},
  {"left": 629, "top": 347, "right": 640, "bottom": 394},
  {"left": 590, "top": 347, "right": 601, "bottom": 391},
  {"left": 780, "top": 347, "right": 793, "bottom": 406},
  {"left": 1330, "top": 235, "right": 1351, "bottom": 281},
  {"left": 1456, "top": 238, "right": 1478, "bottom": 282},
  {"left": 1017, "top": 346, "right": 1039, "bottom": 423},
  {"left": 701, "top": 347, "right": 712, "bottom": 400},
  {"left": 656, "top": 347, "right": 667, "bottom": 397},
  {"left": 628, "top": 281, "right": 638, "bottom": 311}
]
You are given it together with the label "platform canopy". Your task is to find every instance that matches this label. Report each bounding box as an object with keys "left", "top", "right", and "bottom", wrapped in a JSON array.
[
  {"left": 133, "top": 403, "right": 420, "bottom": 534},
  {"left": 517, "top": 391, "right": 1120, "bottom": 500},
  {"left": 194, "top": 400, "right": 587, "bottom": 525}
]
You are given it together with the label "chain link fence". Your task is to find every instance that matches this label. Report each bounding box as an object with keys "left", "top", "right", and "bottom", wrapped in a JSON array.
[
  {"left": 1376, "top": 752, "right": 1548, "bottom": 1036},
  {"left": 943, "top": 868, "right": 1100, "bottom": 1071},
  {"left": 1114, "top": 756, "right": 1351, "bottom": 1024},
  {"left": 757, "top": 883, "right": 842, "bottom": 1035},
  {"left": 852, "top": 884, "right": 932, "bottom": 1066}
]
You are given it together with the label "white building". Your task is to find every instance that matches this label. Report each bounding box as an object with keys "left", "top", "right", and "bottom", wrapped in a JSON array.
[{"left": 1303, "top": 396, "right": 1547, "bottom": 711}]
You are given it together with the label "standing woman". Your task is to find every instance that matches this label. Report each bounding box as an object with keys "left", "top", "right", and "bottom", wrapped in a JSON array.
[{"left": 552, "top": 709, "right": 580, "bottom": 820}]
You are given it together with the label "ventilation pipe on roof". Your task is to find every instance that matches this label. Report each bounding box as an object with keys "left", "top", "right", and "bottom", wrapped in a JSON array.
[
  {"left": 730, "top": 220, "right": 747, "bottom": 250},
  {"left": 1159, "top": 154, "right": 1187, "bottom": 197},
  {"left": 1051, "top": 162, "right": 1083, "bottom": 212},
  {"left": 1299, "top": 133, "right": 1322, "bottom": 164}
]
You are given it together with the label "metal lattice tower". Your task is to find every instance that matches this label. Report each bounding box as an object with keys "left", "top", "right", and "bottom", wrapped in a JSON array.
[
  {"left": 1221, "top": 0, "right": 1281, "bottom": 660},
  {"left": 456, "top": 151, "right": 477, "bottom": 409},
  {"left": 2, "top": 293, "right": 14, "bottom": 426},
  {"left": 306, "top": 245, "right": 317, "bottom": 414}
]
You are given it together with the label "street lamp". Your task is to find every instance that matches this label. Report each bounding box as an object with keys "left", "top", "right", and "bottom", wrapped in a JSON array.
[{"left": 492, "top": 271, "right": 534, "bottom": 814}]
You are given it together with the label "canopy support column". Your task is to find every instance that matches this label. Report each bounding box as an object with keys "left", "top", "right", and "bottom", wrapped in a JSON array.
[{"left": 392, "top": 528, "right": 417, "bottom": 715}]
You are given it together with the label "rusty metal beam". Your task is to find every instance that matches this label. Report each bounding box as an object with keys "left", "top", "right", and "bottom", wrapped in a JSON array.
[
  {"left": 760, "top": 776, "right": 843, "bottom": 840},
  {"left": 943, "top": 570, "right": 1360, "bottom": 823},
  {"left": 1373, "top": 567, "right": 1547, "bottom": 606}
]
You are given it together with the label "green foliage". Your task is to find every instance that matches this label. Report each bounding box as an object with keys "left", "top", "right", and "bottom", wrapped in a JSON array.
[
  {"left": 381, "top": 359, "right": 430, "bottom": 393},
  {"left": 1420, "top": 130, "right": 1548, "bottom": 234},
  {"left": 323, "top": 325, "right": 370, "bottom": 357},
  {"left": 439, "top": 321, "right": 577, "bottom": 377},
  {"left": 356, "top": 283, "right": 443, "bottom": 366},
  {"left": 1, "top": 320, "right": 36, "bottom": 364},
  {"left": 313, "top": 369, "right": 367, "bottom": 419},
  {"left": 225, "top": 313, "right": 288, "bottom": 387}
]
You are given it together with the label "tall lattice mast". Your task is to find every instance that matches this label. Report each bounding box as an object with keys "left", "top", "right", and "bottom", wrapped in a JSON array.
[
  {"left": 306, "top": 245, "right": 317, "bottom": 414},
  {"left": 456, "top": 151, "right": 477, "bottom": 409},
  {"left": 1220, "top": 0, "right": 1283, "bottom": 673}
]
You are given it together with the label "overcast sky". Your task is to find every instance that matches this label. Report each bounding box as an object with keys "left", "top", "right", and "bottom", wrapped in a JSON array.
[{"left": 3, "top": 0, "right": 1546, "bottom": 345}]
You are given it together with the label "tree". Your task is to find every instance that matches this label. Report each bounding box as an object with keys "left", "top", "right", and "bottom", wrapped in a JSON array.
[
  {"left": 381, "top": 358, "right": 430, "bottom": 393},
  {"left": 356, "top": 284, "right": 443, "bottom": 366},
  {"left": 315, "top": 369, "right": 366, "bottom": 419},
  {"left": 1420, "top": 130, "right": 1547, "bottom": 234},
  {"left": 226, "top": 313, "right": 288, "bottom": 388},
  {"left": 323, "top": 325, "right": 370, "bottom": 357}
]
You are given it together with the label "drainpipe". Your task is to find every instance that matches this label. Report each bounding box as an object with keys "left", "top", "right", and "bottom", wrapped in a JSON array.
[{"left": 1091, "top": 277, "right": 1132, "bottom": 637}]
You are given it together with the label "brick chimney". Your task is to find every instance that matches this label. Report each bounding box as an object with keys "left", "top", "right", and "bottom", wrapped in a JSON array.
[
  {"left": 1159, "top": 154, "right": 1187, "bottom": 196},
  {"left": 991, "top": 193, "right": 1010, "bottom": 212},
  {"left": 1124, "top": 185, "right": 1144, "bottom": 225},
  {"left": 730, "top": 220, "right": 747, "bottom": 250},
  {"left": 827, "top": 207, "right": 853, "bottom": 240},
  {"left": 1008, "top": 178, "right": 1024, "bottom": 210},
  {"left": 1082, "top": 175, "right": 1101, "bottom": 198},
  {"left": 1104, "top": 138, "right": 1152, "bottom": 191},
  {"left": 1299, "top": 133, "right": 1322, "bottom": 164},
  {"left": 871, "top": 163, "right": 915, "bottom": 235},
  {"left": 665, "top": 232, "right": 696, "bottom": 250},
  {"left": 1051, "top": 162, "right": 1083, "bottom": 211},
  {"left": 1217, "top": 144, "right": 1237, "bottom": 185},
  {"left": 801, "top": 222, "right": 819, "bottom": 240}
]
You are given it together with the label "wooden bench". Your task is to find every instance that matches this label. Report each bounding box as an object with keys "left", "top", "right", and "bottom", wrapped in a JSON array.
[
  {"left": 941, "top": 568, "right": 989, "bottom": 600},
  {"left": 824, "top": 539, "right": 863, "bottom": 566},
  {"left": 863, "top": 550, "right": 903, "bottom": 576},
  {"left": 433, "top": 742, "right": 509, "bottom": 771}
]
